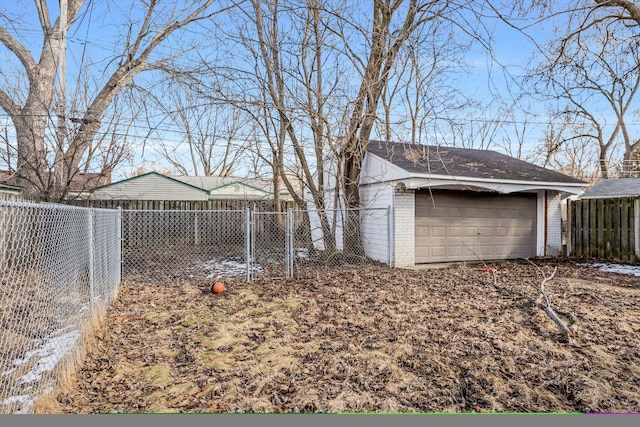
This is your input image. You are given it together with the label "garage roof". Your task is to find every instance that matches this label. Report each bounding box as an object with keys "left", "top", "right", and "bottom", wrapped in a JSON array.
[{"left": 366, "top": 141, "right": 585, "bottom": 184}]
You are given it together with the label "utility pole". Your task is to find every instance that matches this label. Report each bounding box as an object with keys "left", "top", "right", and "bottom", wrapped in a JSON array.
[{"left": 55, "top": 0, "right": 68, "bottom": 199}]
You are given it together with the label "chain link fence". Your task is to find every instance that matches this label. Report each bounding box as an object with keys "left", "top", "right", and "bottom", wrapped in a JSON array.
[
  {"left": 122, "top": 209, "right": 251, "bottom": 283},
  {"left": 0, "top": 200, "right": 121, "bottom": 414},
  {"left": 291, "top": 208, "right": 391, "bottom": 278},
  {"left": 0, "top": 203, "right": 390, "bottom": 413},
  {"left": 121, "top": 207, "right": 391, "bottom": 282}
]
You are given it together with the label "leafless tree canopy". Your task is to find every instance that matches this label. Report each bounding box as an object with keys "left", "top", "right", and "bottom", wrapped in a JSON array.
[{"left": 5, "top": 1, "right": 640, "bottom": 202}]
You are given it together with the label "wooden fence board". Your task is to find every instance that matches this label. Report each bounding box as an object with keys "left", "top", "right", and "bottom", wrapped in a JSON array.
[
  {"left": 569, "top": 197, "right": 638, "bottom": 262},
  {"left": 621, "top": 199, "right": 630, "bottom": 261},
  {"left": 596, "top": 199, "right": 605, "bottom": 258},
  {"left": 574, "top": 200, "right": 583, "bottom": 257},
  {"left": 589, "top": 200, "right": 597, "bottom": 256}
]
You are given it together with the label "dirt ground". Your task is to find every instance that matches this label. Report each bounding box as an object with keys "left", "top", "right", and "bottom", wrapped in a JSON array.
[{"left": 52, "top": 258, "right": 640, "bottom": 413}]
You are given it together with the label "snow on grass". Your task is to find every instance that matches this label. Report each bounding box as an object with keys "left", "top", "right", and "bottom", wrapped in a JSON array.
[
  {"left": 192, "top": 258, "right": 263, "bottom": 280},
  {"left": 17, "top": 330, "right": 80, "bottom": 384},
  {"left": 2, "top": 329, "right": 80, "bottom": 413},
  {"left": 580, "top": 262, "right": 640, "bottom": 277}
]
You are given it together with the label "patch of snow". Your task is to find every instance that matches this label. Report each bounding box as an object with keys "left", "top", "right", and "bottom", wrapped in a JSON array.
[
  {"left": 17, "top": 330, "right": 80, "bottom": 384},
  {"left": 1, "top": 329, "right": 80, "bottom": 413},
  {"left": 198, "top": 259, "right": 262, "bottom": 280},
  {"left": 1, "top": 394, "right": 32, "bottom": 413},
  {"left": 296, "top": 248, "right": 309, "bottom": 259},
  {"left": 580, "top": 263, "right": 640, "bottom": 277}
]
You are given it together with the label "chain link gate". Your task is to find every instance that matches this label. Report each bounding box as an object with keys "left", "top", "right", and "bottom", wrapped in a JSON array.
[
  {"left": 248, "top": 211, "right": 289, "bottom": 280},
  {"left": 122, "top": 209, "right": 249, "bottom": 283}
]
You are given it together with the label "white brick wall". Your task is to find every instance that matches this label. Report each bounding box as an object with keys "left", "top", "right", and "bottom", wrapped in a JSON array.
[
  {"left": 546, "top": 191, "right": 563, "bottom": 256},
  {"left": 393, "top": 188, "right": 415, "bottom": 267}
]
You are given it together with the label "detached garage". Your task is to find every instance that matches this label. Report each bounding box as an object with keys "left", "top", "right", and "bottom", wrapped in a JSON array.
[{"left": 359, "top": 141, "right": 586, "bottom": 267}]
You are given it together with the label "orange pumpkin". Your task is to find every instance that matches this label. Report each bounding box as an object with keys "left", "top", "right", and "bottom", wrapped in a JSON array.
[{"left": 212, "top": 282, "right": 225, "bottom": 294}]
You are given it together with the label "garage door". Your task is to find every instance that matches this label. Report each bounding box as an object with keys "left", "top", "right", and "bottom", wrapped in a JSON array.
[{"left": 415, "top": 190, "right": 537, "bottom": 263}]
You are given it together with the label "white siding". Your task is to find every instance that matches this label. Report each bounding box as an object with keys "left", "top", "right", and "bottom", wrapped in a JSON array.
[
  {"left": 360, "top": 152, "right": 410, "bottom": 185},
  {"left": 359, "top": 182, "right": 393, "bottom": 264},
  {"left": 92, "top": 174, "right": 208, "bottom": 200}
]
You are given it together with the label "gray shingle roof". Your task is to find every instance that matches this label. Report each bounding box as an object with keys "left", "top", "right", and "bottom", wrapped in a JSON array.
[
  {"left": 366, "top": 141, "right": 586, "bottom": 184},
  {"left": 578, "top": 178, "right": 640, "bottom": 199}
]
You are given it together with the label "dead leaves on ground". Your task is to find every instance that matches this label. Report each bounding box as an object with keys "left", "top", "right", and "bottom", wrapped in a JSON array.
[{"left": 55, "top": 259, "right": 640, "bottom": 413}]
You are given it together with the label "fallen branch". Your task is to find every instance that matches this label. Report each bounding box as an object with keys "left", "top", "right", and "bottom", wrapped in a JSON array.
[{"left": 460, "top": 244, "right": 575, "bottom": 340}]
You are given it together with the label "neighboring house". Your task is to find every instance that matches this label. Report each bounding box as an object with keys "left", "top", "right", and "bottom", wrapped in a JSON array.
[
  {"left": 0, "top": 171, "right": 24, "bottom": 199},
  {"left": 0, "top": 169, "right": 110, "bottom": 200},
  {"left": 0, "top": 182, "right": 24, "bottom": 199},
  {"left": 66, "top": 170, "right": 112, "bottom": 199},
  {"left": 90, "top": 171, "right": 293, "bottom": 201},
  {"left": 356, "top": 141, "right": 587, "bottom": 267}
]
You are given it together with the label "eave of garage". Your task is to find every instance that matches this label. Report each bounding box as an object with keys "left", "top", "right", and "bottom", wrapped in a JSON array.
[{"left": 398, "top": 174, "right": 586, "bottom": 195}]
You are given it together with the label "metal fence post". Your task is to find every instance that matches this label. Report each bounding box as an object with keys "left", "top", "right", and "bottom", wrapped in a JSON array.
[
  {"left": 245, "top": 208, "right": 251, "bottom": 282},
  {"left": 88, "top": 209, "right": 95, "bottom": 318},
  {"left": 387, "top": 205, "right": 392, "bottom": 268},
  {"left": 286, "top": 208, "right": 293, "bottom": 278},
  {"left": 117, "top": 206, "right": 122, "bottom": 284}
]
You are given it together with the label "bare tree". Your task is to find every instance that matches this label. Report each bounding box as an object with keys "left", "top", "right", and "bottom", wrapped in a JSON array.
[
  {"left": 0, "top": 0, "right": 227, "bottom": 200},
  {"left": 527, "top": 118, "right": 600, "bottom": 183},
  {"left": 336, "top": 0, "right": 449, "bottom": 253},
  {"left": 493, "top": 0, "right": 640, "bottom": 179},
  {"left": 156, "top": 88, "right": 250, "bottom": 177},
  {"left": 209, "top": 0, "right": 344, "bottom": 249},
  {"left": 529, "top": 26, "right": 640, "bottom": 179}
]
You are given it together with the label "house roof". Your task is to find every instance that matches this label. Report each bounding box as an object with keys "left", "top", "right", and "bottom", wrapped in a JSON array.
[
  {"left": 172, "top": 175, "right": 281, "bottom": 194},
  {"left": 91, "top": 171, "right": 293, "bottom": 199},
  {"left": 0, "top": 169, "right": 110, "bottom": 194},
  {"left": 578, "top": 178, "right": 640, "bottom": 199},
  {"left": 0, "top": 171, "right": 21, "bottom": 187},
  {"left": 366, "top": 141, "right": 585, "bottom": 184},
  {"left": 362, "top": 141, "right": 587, "bottom": 195},
  {"left": 91, "top": 171, "right": 210, "bottom": 194}
]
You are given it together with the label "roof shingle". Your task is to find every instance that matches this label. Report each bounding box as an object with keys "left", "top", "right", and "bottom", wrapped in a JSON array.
[
  {"left": 578, "top": 178, "right": 640, "bottom": 199},
  {"left": 366, "top": 141, "right": 586, "bottom": 184}
]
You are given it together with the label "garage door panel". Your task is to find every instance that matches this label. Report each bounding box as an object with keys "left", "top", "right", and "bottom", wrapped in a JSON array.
[
  {"left": 448, "top": 207, "right": 463, "bottom": 217},
  {"left": 448, "top": 245, "right": 464, "bottom": 257},
  {"left": 415, "top": 190, "right": 537, "bottom": 263},
  {"left": 480, "top": 226, "right": 495, "bottom": 237},
  {"left": 449, "top": 226, "right": 463, "bottom": 237},
  {"left": 432, "top": 226, "right": 447, "bottom": 238}
]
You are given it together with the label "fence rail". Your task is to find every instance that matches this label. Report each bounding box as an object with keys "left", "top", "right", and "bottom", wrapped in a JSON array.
[
  {"left": 0, "top": 200, "right": 121, "bottom": 414},
  {"left": 568, "top": 197, "right": 639, "bottom": 262}
]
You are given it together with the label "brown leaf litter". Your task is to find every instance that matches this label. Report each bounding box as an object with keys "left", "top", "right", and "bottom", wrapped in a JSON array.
[{"left": 50, "top": 259, "right": 640, "bottom": 413}]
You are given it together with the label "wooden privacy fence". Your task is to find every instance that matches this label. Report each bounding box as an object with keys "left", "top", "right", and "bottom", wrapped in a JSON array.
[{"left": 568, "top": 197, "right": 640, "bottom": 262}]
